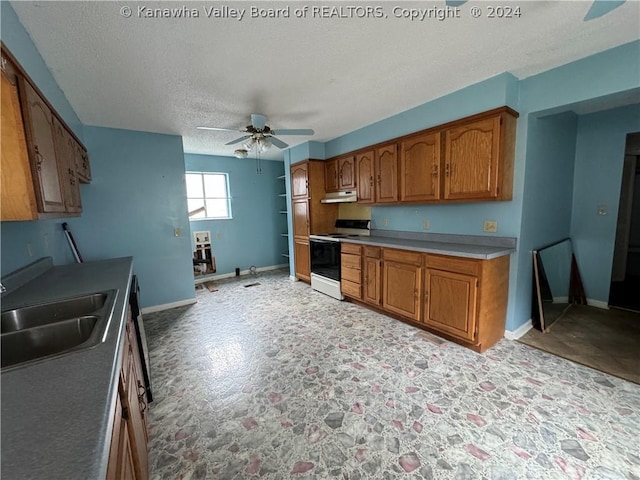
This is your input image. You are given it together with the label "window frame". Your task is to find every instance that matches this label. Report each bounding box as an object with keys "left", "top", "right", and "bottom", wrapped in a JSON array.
[{"left": 186, "top": 171, "right": 232, "bottom": 220}]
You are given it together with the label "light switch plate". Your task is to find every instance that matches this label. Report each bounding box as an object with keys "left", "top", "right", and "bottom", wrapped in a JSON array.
[{"left": 423, "top": 219, "right": 429, "bottom": 230}]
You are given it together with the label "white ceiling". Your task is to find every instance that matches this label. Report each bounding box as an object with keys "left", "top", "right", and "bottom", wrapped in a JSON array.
[{"left": 10, "top": 1, "right": 640, "bottom": 160}]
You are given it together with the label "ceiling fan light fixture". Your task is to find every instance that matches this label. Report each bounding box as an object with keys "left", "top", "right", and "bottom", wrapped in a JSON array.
[
  {"left": 258, "top": 136, "right": 272, "bottom": 152},
  {"left": 244, "top": 137, "right": 256, "bottom": 150},
  {"left": 234, "top": 149, "right": 248, "bottom": 158}
]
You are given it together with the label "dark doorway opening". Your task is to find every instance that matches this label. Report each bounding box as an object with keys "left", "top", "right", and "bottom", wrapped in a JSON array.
[{"left": 609, "top": 132, "right": 640, "bottom": 312}]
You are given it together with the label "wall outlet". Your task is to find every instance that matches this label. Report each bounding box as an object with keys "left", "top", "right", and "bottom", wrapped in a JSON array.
[
  {"left": 382, "top": 218, "right": 388, "bottom": 227},
  {"left": 423, "top": 219, "right": 429, "bottom": 230},
  {"left": 483, "top": 220, "right": 498, "bottom": 233},
  {"left": 216, "top": 232, "right": 221, "bottom": 239},
  {"left": 173, "top": 227, "right": 181, "bottom": 237},
  {"left": 597, "top": 205, "right": 608, "bottom": 216}
]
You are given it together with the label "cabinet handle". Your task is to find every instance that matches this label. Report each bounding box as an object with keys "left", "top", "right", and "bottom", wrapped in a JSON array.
[
  {"left": 377, "top": 174, "right": 381, "bottom": 185},
  {"left": 34, "top": 145, "right": 44, "bottom": 171},
  {"left": 138, "top": 381, "right": 147, "bottom": 415},
  {"left": 369, "top": 177, "right": 373, "bottom": 187},
  {"left": 445, "top": 164, "right": 450, "bottom": 177}
]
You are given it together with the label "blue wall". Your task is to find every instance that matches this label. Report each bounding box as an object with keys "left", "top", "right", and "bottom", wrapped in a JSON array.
[
  {"left": 571, "top": 104, "right": 640, "bottom": 302},
  {"left": 59, "top": 127, "right": 195, "bottom": 308},
  {"left": 184, "top": 154, "right": 287, "bottom": 275}
]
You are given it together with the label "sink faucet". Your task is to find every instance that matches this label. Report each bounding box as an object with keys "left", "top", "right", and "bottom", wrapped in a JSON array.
[{"left": 1, "top": 282, "right": 6, "bottom": 293}]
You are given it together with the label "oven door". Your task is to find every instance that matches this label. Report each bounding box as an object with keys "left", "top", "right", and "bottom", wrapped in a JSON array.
[{"left": 310, "top": 238, "right": 341, "bottom": 282}]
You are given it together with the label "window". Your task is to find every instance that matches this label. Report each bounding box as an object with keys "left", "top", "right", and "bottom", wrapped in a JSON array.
[{"left": 186, "top": 172, "right": 232, "bottom": 220}]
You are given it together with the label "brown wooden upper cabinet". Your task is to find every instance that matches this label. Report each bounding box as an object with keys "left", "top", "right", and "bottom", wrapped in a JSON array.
[
  {"left": 375, "top": 144, "right": 399, "bottom": 203},
  {"left": 1, "top": 66, "right": 38, "bottom": 221},
  {"left": 325, "top": 155, "right": 356, "bottom": 192},
  {"left": 1, "top": 45, "right": 91, "bottom": 221},
  {"left": 19, "top": 78, "right": 67, "bottom": 214},
  {"left": 356, "top": 150, "right": 375, "bottom": 204},
  {"left": 325, "top": 158, "right": 338, "bottom": 193},
  {"left": 329, "top": 106, "right": 518, "bottom": 206},
  {"left": 400, "top": 132, "right": 441, "bottom": 202},
  {"left": 338, "top": 155, "right": 355, "bottom": 190},
  {"left": 444, "top": 113, "right": 510, "bottom": 200},
  {"left": 290, "top": 162, "right": 309, "bottom": 199}
]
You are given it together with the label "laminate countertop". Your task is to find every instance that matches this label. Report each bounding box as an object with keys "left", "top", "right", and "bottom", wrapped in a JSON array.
[
  {"left": 1, "top": 257, "right": 134, "bottom": 480},
  {"left": 323, "top": 232, "right": 517, "bottom": 260}
]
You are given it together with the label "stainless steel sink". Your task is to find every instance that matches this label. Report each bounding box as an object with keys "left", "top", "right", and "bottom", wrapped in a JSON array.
[
  {"left": 1, "top": 290, "right": 117, "bottom": 370},
  {"left": 1, "top": 292, "right": 108, "bottom": 333}
]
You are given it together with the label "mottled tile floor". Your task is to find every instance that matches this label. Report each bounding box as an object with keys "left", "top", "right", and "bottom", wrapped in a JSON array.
[{"left": 144, "top": 270, "right": 640, "bottom": 479}]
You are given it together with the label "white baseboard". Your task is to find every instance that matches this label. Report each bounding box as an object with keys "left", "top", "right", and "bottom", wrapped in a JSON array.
[
  {"left": 587, "top": 298, "right": 609, "bottom": 309},
  {"left": 141, "top": 298, "right": 197, "bottom": 314},
  {"left": 504, "top": 318, "right": 533, "bottom": 340},
  {"left": 289, "top": 275, "right": 298, "bottom": 281},
  {"left": 194, "top": 264, "right": 288, "bottom": 284}
]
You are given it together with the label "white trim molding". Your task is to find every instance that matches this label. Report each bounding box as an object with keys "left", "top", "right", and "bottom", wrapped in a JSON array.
[
  {"left": 504, "top": 318, "right": 533, "bottom": 340},
  {"left": 141, "top": 298, "right": 197, "bottom": 314},
  {"left": 587, "top": 298, "right": 609, "bottom": 309},
  {"left": 194, "top": 264, "right": 288, "bottom": 285}
]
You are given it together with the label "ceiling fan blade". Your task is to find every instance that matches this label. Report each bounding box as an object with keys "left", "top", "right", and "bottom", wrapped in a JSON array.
[
  {"left": 196, "top": 126, "right": 243, "bottom": 132},
  {"left": 268, "top": 136, "right": 289, "bottom": 149},
  {"left": 271, "top": 128, "right": 315, "bottom": 136},
  {"left": 225, "top": 135, "right": 251, "bottom": 146},
  {"left": 584, "top": 0, "right": 625, "bottom": 20},
  {"left": 251, "top": 114, "right": 267, "bottom": 130}
]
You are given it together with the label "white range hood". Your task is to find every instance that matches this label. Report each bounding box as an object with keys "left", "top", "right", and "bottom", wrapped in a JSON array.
[{"left": 320, "top": 191, "right": 358, "bottom": 203}]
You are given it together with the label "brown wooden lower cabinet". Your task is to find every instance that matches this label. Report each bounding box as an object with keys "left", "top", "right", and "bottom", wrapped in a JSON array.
[
  {"left": 341, "top": 242, "right": 510, "bottom": 352},
  {"left": 294, "top": 238, "right": 310, "bottom": 282},
  {"left": 381, "top": 248, "right": 422, "bottom": 321},
  {"left": 107, "top": 308, "right": 148, "bottom": 480},
  {"left": 341, "top": 243, "right": 362, "bottom": 299},
  {"left": 362, "top": 246, "right": 381, "bottom": 306}
]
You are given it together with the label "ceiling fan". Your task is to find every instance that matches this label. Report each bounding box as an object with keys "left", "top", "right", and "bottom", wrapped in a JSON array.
[{"left": 197, "top": 113, "right": 314, "bottom": 156}]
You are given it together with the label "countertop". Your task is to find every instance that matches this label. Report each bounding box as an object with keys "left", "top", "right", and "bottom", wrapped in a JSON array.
[
  {"left": 1, "top": 257, "right": 134, "bottom": 480},
  {"left": 321, "top": 232, "right": 516, "bottom": 260}
]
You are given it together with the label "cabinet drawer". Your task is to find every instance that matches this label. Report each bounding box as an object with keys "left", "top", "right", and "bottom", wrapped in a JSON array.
[
  {"left": 342, "top": 242, "right": 362, "bottom": 255},
  {"left": 342, "top": 264, "right": 361, "bottom": 284},
  {"left": 425, "top": 254, "right": 480, "bottom": 276},
  {"left": 342, "top": 253, "right": 361, "bottom": 270},
  {"left": 342, "top": 280, "right": 361, "bottom": 298},
  {"left": 363, "top": 246, "right": 381, "bottom": 258},
  {"left": 383, "top": 248, "right": 422, "bottom": 265}
]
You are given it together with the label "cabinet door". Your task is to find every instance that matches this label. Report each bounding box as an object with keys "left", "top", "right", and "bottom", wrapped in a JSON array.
[
  {"left": 52, "top": 117, "right": 81, "bottom": 213},
  {"left": 363, "top": 257, "right": 381, "bottom": 305},
  {"left": 74, "top": 142, "right": 91, "bottom": 183},
  {"left": 325, "top": 159, "right": 338, "bottom": 193},
  {"left": 290, "top": 162, "right": 309, "bottom": 199},
  {"left": 294, "top": 238, "right": 310, "bottom": 282},
  {"left": 19, "top": 78, "right": 66, "bottom": 213},
  {"left": 126, "top": 349, "right": 149, "bottom": 480},
  {"left": 424, "top": 268, "right": 478, "bottom": 341},
  {"left": 356, "top": 151, "right": 375, "bottom": 204},
  {"left": 338, "top": 155, "right": 355, "bottom": 190},
  {"left": 292, "top": 200, "right": 309, "bottom": 238},
  {"left": 382, "top": 261, "right": 422, "bottom": 320},
  {"left": 444, "top": 116, "right": 500, "bottom": 200},
  {"left": 1, "top": 68, "right": 38, "bottom": 221},
  {"left": 400, "top": 132, "right": 441, "bottom": 202},
  {"left": 376, "top": 144, "right": 398, "bottom": 203},
  {"left": 107, "top": 390, "right": 138, "bottom": 480}
]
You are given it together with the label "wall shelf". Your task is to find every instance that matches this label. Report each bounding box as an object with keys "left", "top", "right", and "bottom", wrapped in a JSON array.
[{"left": 278, "top": 174, "right": 290, "bottom": 262}]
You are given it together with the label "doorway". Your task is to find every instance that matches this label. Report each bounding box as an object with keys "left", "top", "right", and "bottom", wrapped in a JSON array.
[{"left": 609, "top": 132, "right": 640, "bottom": 312}]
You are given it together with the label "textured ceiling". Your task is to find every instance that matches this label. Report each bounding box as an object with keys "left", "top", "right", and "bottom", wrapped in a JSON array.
[{"left": 10, "top": 1, "right": 640, "bottom": 160}]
